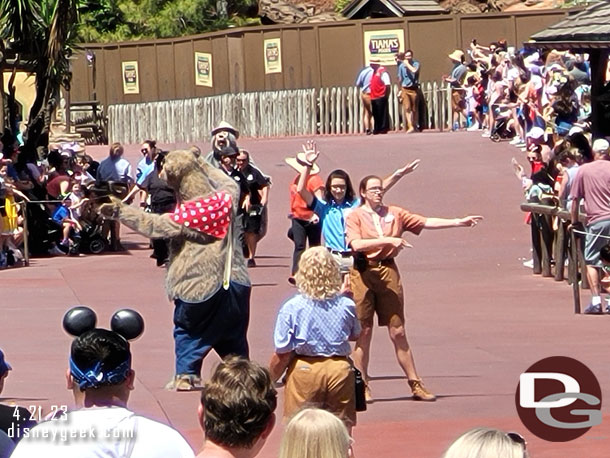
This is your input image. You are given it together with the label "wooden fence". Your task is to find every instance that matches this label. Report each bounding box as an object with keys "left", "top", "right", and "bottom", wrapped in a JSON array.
[
  {"left": 520, "top": 202, "right": 588, "bottom": 314},
  {"left": 107, "top": 81, "right": 452, "bottom": 144}
]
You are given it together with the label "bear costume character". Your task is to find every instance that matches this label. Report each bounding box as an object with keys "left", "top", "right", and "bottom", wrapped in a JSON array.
[{"left": 100, "top": 150, "right": 250, "bottom": 391}]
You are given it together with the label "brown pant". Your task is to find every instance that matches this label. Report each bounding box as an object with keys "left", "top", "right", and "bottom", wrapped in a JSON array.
[
  {"left": 401, "top": 88, "right": 418, "bottom": 130},
  {"left": 451, "top": 89, "right": 466, "bottom": 113},
  {"left": 349, "top": 260, "right": 404, "bottom": 327},
  {"left": 284, "top": 355, "right": 356, "bottom": 427}
]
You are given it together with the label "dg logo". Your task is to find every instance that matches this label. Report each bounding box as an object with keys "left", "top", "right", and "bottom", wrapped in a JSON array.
[{"left": 515, "top": 356, "right": 602, "bottom": 442}]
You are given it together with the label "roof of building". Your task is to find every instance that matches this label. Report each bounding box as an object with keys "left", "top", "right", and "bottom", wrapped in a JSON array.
[
  {"left": 342, "top": 0, "right": 445, "bottom": 18},
  {"left": 529, "top": 1, "right": 609, "bottom": 48}
]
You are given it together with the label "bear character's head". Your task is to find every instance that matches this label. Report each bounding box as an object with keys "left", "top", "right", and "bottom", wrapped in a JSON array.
[{"left": 160, "top": 150, "right": 215, "bottom": 202}]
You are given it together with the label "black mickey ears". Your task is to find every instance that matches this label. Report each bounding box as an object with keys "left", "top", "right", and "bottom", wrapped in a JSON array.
[
  {"left": 63, "top": 307, "right": 145, "bottom": 341},
  {"left": 111, "top": 309, "right": 145, "bottom": 341},
  {"left": 63, "top": 306, "right": 97, "bottom": 336}
]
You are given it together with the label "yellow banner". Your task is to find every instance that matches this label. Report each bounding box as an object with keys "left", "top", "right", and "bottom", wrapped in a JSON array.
[
  {"left": 364, "top": 30, "right": 405, "bottom": 66},
  {"left": 195, "top": 52, "right": 213, "bottom": 87},
  {"left": 121, "top": 61, "right": 140, "bottom": 94},
  {"left": 264, "top": 38, "right": 282, "bottom": 74}
]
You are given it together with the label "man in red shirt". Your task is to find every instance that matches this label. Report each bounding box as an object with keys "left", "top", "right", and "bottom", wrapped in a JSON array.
[
  {"left": 346, "top": 175, "right": 482, "bottom": 401},
  {"left": 285, "top": 152, "right": 325, "bottom": 284},
  {"left": 369, "top": 57, "right": 391, "bottom": 135}
]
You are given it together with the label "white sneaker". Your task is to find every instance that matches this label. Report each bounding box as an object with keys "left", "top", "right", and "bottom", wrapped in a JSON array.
[
  {"left": 482, "top": 130, "right": 491, "bottom": 138},
  {"left": 584, "top": 303, "right": 602, "bottom": 314},
  {"left": 509, "top": 137, "right": 522, "bottom": 145},
  {"left": 523, "top": 259, "right": 534, "bottom": 268}
]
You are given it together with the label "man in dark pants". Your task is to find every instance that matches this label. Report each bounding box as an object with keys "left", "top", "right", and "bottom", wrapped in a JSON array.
[
  {"left": 369, "top": 56, "right": 391, "bottom": 135},
  {"left": 285, "top": 152, "right": 325, "bottom": 284}
]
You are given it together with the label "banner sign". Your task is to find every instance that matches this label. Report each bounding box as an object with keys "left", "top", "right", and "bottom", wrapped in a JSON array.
[
  {"left": 195, "top": 52, "right": 213, "bottom": 87},
  {"left": 264, "top": 38, "right": 282, "bottom": 74},
  {"left": 364, "top": 30, "right": 405, "bottom": 66},
  {"left": 121, "top": 61, "right": 140, "bottom": 94}
]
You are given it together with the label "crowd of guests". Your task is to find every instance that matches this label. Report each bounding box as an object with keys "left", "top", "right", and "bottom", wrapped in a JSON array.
[
  {"left": 0, "top": 345, "right": 528, "bottom": 458},
  {"left": 0, "top": 121, "right": 271, "bottom": 269},
  {"left": 355, "top": 38, "right": 592, "bottom": 141},
  {"left": 1, "top": 40, "right": 599, "bottom": 456},
  {"left": 448, "top": 40, "right": 591, "bottom": 140}
]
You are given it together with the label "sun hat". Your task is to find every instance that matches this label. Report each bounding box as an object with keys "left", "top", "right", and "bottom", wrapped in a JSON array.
[
  {"left": 211, "top": 121, "right": 240, "bottom": 139},
  {"left": 448, "top": 50, "right": 464, "bottom": 62},
  {"left": 527, "top": 126, "right": 546, "bottom": 142},
  {"left": 284, "top": 152, "right": 320, "bottom": 175},
  {"left": 592, "top": 139, "right": 609, "bottom": 154}
]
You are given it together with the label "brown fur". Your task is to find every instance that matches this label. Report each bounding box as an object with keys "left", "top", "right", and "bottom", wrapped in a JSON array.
[{"left": 103, "top": 150, "right": 250, "bottom": 302}]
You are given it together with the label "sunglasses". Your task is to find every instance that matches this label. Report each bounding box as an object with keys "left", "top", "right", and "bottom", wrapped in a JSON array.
[{"left": 506, "top": 432, "right": 527, "bottom": 457}]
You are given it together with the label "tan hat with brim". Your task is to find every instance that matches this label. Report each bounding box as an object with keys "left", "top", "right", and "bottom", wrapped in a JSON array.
[
  {"left": 285, "top": 152, "right": 320, "bottom": 175},
  {"left": 211, "top": 121, "right": 240, "bottom": 139},
  {"left": 448, "top": 50, "right": 464, "bottom": 62}
]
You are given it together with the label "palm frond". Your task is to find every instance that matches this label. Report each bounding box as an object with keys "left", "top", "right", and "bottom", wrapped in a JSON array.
[{"left": 0, "top": 0, "right": 44, "bottom": 51}]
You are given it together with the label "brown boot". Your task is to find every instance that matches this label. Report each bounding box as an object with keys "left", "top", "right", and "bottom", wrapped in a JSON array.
[
  {"left": 364, "top": 382, "right": 373, "bottom": 402},
  {"left": 408, "top": 379, "right": 436, "bottom": 401}
]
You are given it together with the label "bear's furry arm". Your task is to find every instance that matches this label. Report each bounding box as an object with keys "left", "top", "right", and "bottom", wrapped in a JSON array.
[
  {"left": 118, "top": 203, "right": 215, "bottom": 243},
  {"left": 200, "top": 160, "right": 240, "bottom": 197}
]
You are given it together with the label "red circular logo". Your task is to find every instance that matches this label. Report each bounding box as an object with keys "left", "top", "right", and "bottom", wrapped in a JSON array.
[{"left": 515, "top": 356, "right": 602, "bottom": 442}]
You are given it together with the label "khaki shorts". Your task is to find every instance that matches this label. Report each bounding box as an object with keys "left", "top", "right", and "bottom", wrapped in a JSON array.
[
  {"left": 401, "top": 87, "right": 417, "bottom": 113},
  {"left": 284, "top": 355, "right": 356, "bottom": 427},
  {"left": 349, "top": 260, "right": 404, "bottom": 327},
  {"left": 361, "top": 92, "right": 372, "bottom": 115},
  {"left": 451, "top": 89, "right": 465, "bottom": 112}
]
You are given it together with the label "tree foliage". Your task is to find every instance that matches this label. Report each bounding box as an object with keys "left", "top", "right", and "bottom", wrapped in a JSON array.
[
  {"left": 0, "top": 0, "right": 84, "bottom": 159},
  {"left": 79, "top": 0, "right": 260, "bottom": 43}
]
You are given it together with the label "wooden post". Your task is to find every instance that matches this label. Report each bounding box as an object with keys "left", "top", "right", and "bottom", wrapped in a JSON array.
[
  {"left": 22, "top": 202, "right": 30, "bottom": 267},
  {"left": 531, "top": 213, "right": 543, "bottom": 275},
  {"left": 570, "top": 228, "right": 581, "bottom": 314},
  {"left": 540, "top": 214, "right": 554, "bottom": 278},
  {"left": 577, "top": 232, "right": 590, "bottom": 290},
  {"left": 554, "top": 220, "right": 566, "bottom": 281}
]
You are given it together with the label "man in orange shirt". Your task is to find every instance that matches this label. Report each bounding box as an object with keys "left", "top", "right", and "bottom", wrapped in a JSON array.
[
  {"left": 285, "top": 152, "right": 325, "bottom": 284},
  {"left": 346, "top": 175, "right": 482, "bottom": 401}
]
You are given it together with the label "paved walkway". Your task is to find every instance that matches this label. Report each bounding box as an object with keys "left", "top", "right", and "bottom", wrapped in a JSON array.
[{"left": 1, "top": 132, "right": 608, "bottom": 457}]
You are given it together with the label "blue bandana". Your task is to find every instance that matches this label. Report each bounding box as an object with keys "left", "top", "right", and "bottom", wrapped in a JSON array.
[{"left": 69, "top": 356, "right": 131, "bottom": 390}]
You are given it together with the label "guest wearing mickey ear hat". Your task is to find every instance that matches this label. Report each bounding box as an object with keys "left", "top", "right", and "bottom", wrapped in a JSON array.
[{"left": 11, "top": 307, "right": 195, "bottom": 458}]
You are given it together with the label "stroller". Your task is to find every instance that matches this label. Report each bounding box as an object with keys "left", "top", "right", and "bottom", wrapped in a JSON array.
[
  {"left": 489, "top": 105, "right": 515, "bottom": 142},
  {"left": 26, "top": 202, "right": 64, "bottom": 255}
]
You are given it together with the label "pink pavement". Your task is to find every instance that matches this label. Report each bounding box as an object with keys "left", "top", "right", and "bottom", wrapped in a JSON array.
[{"left": 1, "top": 132, "right": 609, "bottom": 457}]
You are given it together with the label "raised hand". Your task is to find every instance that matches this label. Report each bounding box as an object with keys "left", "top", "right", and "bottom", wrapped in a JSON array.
[
  {"left": 396, "top": 159, "right": 421, "bottom": 177},
  {"left": 301, "top": 140, "right": 320, "bottom": 165}
]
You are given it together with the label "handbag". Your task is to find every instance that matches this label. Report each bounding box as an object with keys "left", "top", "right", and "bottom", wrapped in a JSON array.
[{"left": 354, "top": 366, "right": 367, "bottom": 412}]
